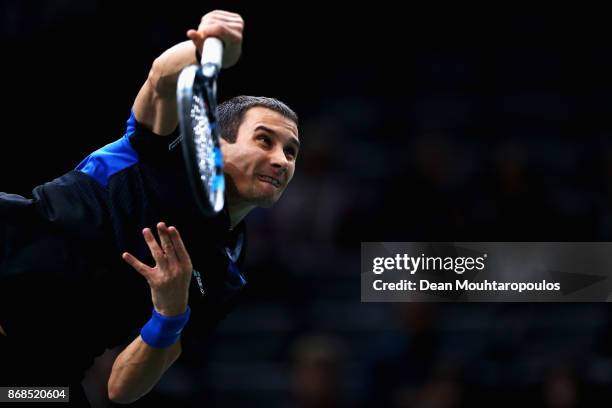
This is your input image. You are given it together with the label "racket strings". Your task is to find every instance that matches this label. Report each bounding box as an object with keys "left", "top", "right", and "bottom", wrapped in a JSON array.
[
  {"left": 178, "top": 63, "right": 225, "bottom": 215},
  {"left": 190, "top": 94, "right": 217, "bottom": 195}
]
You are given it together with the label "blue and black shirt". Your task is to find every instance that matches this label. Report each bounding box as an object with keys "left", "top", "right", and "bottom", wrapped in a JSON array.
[{"left": 0, "top": 113, "right": 247, "bottom": 389}]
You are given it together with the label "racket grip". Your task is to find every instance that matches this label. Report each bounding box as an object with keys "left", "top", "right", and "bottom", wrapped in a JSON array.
[{"left": 201, "top": 38, "right": 224, "bottom": 68}]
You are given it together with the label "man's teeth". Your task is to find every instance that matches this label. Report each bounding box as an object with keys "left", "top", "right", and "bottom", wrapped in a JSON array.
[{"left": 259, "top": 175, "right": 280, "bottom": 187}]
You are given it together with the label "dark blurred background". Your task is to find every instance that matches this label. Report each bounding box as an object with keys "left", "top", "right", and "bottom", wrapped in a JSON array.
[{"left": 3, "top": 2, "right": 612, "bottom": 407}]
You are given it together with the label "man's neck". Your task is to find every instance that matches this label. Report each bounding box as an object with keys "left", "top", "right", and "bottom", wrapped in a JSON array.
[{"left": 227, "top": 198, "right": 255, "bottom": 230}]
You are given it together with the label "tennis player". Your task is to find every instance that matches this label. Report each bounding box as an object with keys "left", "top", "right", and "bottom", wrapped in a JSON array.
[{"left": 0, "top": 9, "right": 299, "bottom": 405}]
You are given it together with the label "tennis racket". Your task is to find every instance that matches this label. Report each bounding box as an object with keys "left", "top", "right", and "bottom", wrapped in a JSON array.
[{"left": 177, "top": 38, "right": 225, "bottom": 216}]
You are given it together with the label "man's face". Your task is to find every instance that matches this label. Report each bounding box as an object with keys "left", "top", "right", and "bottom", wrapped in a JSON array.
[{"left": 221, "top": 107, "right": 299, "bottom": 208}]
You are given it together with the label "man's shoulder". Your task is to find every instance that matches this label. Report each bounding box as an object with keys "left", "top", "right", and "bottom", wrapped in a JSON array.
[
  {"left": 75, "top": 135, "right": 139, "bottom": 188},
  {"left": 74, "top": 111, "right": 181, "bottom": 188}
]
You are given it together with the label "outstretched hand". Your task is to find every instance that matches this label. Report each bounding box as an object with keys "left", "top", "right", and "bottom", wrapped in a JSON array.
[
  {"left": 187, "top": 10, "right": 244, "bottom": 68},
  {"left": 122, "top": 223, "right": 193, "bottom": 317}
]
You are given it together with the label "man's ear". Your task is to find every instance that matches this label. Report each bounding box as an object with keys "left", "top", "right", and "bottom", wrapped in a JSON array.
[
  {"left": 219, "top": 137, "right": 229, "bottom": 153},
  {"left": 220, "top": 138, "right": 237, "bottom": 163}
]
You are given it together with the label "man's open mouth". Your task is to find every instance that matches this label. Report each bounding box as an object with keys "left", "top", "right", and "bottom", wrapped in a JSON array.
[{"left": 257, "top": 175, "right": 281, "bottom": 188}]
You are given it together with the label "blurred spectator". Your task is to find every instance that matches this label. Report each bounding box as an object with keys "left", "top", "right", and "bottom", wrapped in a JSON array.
[
  {"left": 390, "top": 364, "right": 464, "bottom": 408},
  {"left": 541, "top": 365, "right": 580, "bottom": 408},
  {"left": 364, "top": 303, "right": 444, "bottom": 406},
  {"left": 285, "top": 334, "right": 353, "bottom": 408}
]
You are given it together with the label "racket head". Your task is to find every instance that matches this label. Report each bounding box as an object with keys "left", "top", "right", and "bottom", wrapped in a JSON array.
[{"left": 177, "top": 65, "right": 225, "bottom": 217}]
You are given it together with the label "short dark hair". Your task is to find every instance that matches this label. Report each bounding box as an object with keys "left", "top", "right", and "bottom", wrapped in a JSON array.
[{"left": 217, "top": 96, "right": 298, "bottom": 143}]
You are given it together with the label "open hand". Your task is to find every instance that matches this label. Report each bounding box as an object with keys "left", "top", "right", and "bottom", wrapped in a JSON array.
[{"left": 122, "top": 223, "right": 193, "bottom": 317}]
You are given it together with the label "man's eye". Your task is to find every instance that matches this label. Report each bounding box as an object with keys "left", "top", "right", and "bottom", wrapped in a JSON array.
[
  {"left": 285, "top": 148, "right": 297, "bottom": 158},
  {"left": 257, "top": 135, "right": 271, "bottom": 145}
]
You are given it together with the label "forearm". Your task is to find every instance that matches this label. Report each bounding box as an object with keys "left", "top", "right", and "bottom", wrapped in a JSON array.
[
  {"left": 150, "top": 41, "right": 198, "bottom": 97},
  {"left": 107, "top": 335, "right": 181, "bottom": 404},
  {"left": 132, "top": 10, "right": 243, "bottom": 136},
  {"left": 133, "top": 41, "right": 198, "bottom": 135}
]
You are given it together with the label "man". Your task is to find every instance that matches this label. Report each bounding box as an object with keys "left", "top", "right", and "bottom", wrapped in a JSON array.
[{"left": 0, "top": 9, "right": 299, "bottom": 405}]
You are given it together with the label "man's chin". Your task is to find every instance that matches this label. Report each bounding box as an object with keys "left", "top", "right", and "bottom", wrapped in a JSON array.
[
  {"left": 253, "top": 191, "right": 283, "bottom": 208},
  {"left": 256, "top": 196, "right": 279, "bottom": 208}
]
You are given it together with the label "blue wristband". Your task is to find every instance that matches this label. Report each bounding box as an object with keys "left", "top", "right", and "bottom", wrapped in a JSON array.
[{"left": 140, "top": 306, "right": 191, "bottom": 348}]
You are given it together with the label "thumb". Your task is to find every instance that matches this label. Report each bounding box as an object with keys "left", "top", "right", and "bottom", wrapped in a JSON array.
[
  {"left": 187, "top": 29, "right": 204, "bottom": 53},
  {"left": 122, "top": 252, "right": 151, "bottom": 279}
]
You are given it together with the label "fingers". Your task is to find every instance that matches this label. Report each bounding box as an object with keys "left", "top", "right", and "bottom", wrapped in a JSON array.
[
  {"left": 129, "top": 223, "right": 191, "bottom": 288},
  {"left": 142, "top": 227, "right": 166, "bottom": 267},
  {"left": 122, "top": 252, "right": 151, "bottom": 278},
  {"left": 198, "top": 22, "right": 242, "bottom": 41},
  {"left": 204, "top": 15, "right": 243, "bottom": 28},
  {"left": 168, "top": 226, "right": 192, "bottom": 269},
  {"left": 157, "top": 222, "right": 178, "bottom": 264},
  {"left": 204, "top": 10, "right": 244, "bottom": 24},
  {"left": 192, "top": 10, "right": 244, "bottom": 43},
  {"left": 185, "top": 10, "right": 244, "bottom": 68}
]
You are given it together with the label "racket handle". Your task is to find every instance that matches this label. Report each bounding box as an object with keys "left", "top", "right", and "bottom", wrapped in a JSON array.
[{"left": 201, "top": 37, "right": 224, "bottom": 69}]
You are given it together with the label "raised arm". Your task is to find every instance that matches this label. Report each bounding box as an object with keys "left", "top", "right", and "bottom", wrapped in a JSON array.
[
  {"left": 107, "top": 223, "right": 193, "bottom": 404},
  {"left": 133, "top": 10, "right": 244, "bottom": 136}
]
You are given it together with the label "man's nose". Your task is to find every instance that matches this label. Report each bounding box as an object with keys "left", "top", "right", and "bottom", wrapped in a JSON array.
[{"left": 270, "top": 147, "right": 288, "bottom": 171}]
